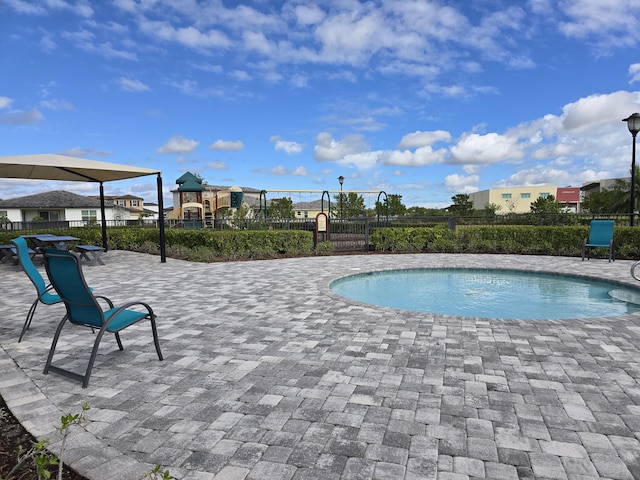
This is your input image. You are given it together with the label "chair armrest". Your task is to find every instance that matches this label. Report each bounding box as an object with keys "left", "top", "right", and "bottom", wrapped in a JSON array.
[{"left": 95, "top": 295, "right": 114, "bottom": 309}]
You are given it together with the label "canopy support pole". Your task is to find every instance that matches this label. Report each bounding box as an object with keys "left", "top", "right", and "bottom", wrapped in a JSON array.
[
  {"left": 99, "top": 182, "right": 108, "bottom": 251},
  {"left": 157, "top": 173, "right": 166, "bottom": 263}
]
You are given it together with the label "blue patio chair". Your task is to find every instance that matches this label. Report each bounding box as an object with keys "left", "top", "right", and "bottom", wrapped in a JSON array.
[
  {"left": 582, "top": 220, "right": 614, "bottom": 262},
  {"left": 41, "top": 248, "right": 163, "bottom": 388},
  {"left": 11, "top": 237, "right": 61, "bottom": 342}
]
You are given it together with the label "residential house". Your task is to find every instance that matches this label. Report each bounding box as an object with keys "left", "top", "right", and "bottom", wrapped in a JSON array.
[
  {"left": 89, "top": 194, "right": 159, "bottom": 220},
  {"left": 0, "top": 190, "right": 115, "bottom": 228}
]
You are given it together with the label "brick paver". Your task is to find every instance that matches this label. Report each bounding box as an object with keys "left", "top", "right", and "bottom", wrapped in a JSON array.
[{"left": 1, "top": 251, "right": 640, "bottom": 479}]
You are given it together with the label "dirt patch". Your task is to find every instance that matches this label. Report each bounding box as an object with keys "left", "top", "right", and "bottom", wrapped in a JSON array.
[{"left": 0, "top": 395, "right": 88, "bottom": 480}]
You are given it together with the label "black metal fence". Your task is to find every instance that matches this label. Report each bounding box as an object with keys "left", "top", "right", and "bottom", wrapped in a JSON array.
[
  {"left": 2, "top": 213, "right": 636, "bottom": 252},
  {"left": 0, "top": 219, "right": 159, "bottom": 231}
]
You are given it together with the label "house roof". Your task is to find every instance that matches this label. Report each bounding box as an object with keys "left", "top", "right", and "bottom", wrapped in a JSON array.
[
  {"left": 176, "top": 172, "right": 202, "bottom": 184},
  {"left": 177, "top": 178, "right": 206, "bottom": 192},
  {"left": 90, "top": 194, "right": 143, "bottom": 201},
  {"left": 0, "top": 190, "right": 108, "bottom": 209}
]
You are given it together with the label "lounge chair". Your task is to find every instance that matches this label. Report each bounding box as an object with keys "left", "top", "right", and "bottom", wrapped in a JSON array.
[
  {"left": 41, "top": 248, "right": 163, "bottom": 388},
  {"left": 11, "top": 237, "right": 62, "bottom": 342},
  {"left": 582, "top": 219, "right": 614, "bottom": 262}
]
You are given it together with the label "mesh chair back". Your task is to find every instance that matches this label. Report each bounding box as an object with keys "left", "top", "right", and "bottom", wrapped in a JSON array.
[
  {"left": 11, "top": 237, "right": 47, "bottom": 295},
  {"left": 588, "top": 220, "right": 614, "bottom": 245},
  {"left": 42, "top": 248, "right": 104, "bottom": 328}
]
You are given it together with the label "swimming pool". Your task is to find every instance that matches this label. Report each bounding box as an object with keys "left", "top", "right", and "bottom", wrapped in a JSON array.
[{"left": 330, "top": 268, "right": 640, "bottom": 320}]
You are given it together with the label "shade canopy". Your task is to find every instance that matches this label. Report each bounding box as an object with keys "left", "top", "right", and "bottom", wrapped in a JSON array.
[
  {"left": 0, "top": 154, "right": 166, "bottom": 262},
  {"left": 0, "top": 154, "right": 159, "bottom": 182}
]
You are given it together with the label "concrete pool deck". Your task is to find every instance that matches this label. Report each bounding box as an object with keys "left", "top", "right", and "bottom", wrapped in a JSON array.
[{"left": 1, "top": 251, "right": 639, "bottom": 479}]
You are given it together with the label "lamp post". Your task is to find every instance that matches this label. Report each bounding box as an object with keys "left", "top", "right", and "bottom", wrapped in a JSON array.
[
  {"left": 623, "top": 113, "right": 640, "bottom": 226},
  {"left": 338, "top": 176, "right": 344, "bottom": 219}
]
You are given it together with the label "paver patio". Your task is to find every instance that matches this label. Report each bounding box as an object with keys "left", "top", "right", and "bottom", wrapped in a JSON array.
[{"left": 1, "top": 251, "right": 639, "bottom": 479}]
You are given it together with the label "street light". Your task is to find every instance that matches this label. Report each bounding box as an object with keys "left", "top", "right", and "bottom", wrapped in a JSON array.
[
  {"left": 623, "top": 113, "right": 640, "bottom": 226},
  {"left": 338, "top": 176, "right": 344, "bottom": 219}
]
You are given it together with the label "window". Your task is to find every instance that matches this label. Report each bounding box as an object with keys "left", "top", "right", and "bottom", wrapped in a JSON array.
[
  {"left": 540, "top": 193, "right": 550, "bottom": 199},
  {"left": 501, "top": 193, "right": 512, "bottom": 199},
  {"left": 82, "top": 210, "right": 97, "bottom": 222},
  {"left": 117, "top": 200, "right": 125, "bottom": 206},
  {"left": 131, "top": 200, "right": 139, "bottom": 207},
  {"left": 37, "top": 211, "right": 59, "bottom": 221},
  {"left": 521, "top": 193, "right": 531, "bottom": 199},
  {"left": 0, "top": 210, "right": 7, "bottom": 217}
]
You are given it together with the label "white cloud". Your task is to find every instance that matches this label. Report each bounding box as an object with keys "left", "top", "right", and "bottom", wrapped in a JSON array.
[
  {"left": 0, "top": 108, "right": 43, "bottom": 125},
  {"left": 558, "top": 1, "right": 636, "bottom": 45},
  {"left": 450, "top": 133, "right": 525, "bottom": 164},
  {"left": 139, "top": 20, "right": 232, "bottom": 50},
  {"left": 231, "top": 70, "right": 251, "bottom": 81},
  {"left": 293, "top": 166, "right": 309, "bottom": 176},
  {"left": 338, "top": 151, "right": 381, "bottom": 170},
  {"left": 209, "top": 140, "right": 244, "bottom": 151},
  {"left": 207, "top": 161, "right": 228, "bottom": 170},
  {"left": 292, "top": 4, "right": 326, "bottom": 26},
  {"left": 560, "top": 91, "right": 640, "bottom": 133},
  {"left": 445, "top": 173, "right": 479, "bottom": 193},
  {"left": 0, "top": 97, "right": 13, "bottom": 109},
  {"left": 40, "top": 34, "right": 57, "bottom": 53},
  {"left": 157, "top": 136, "right": 199, "bottom": 154},
  {"left": 314, "top": 132, "right": 369, "bottom": 161},
  {"left": 40, "top": 99, "right": 73, "bottom": 110},
  {"left": 398, "top": 130, "right": 451, "bottom": 148},
  {"left": 495, "top": 168, "right": 574, "bottom": 187},
  {"left": 382, "top": 146, "right": 448, "bottom": 167},
  {"left": 4, "top": 0, "right": 47, "bottom": 14},
  {"left": 270, "top": 135, "right": 303, "bottom": 155},
  {"left": 630, "top": 64, "right": 640, "bottom": 84},
  {"left": 117, "top": 77, "right": 150, "bottom": 92},
  {"left": 270, "top": 166, "right": 290, "bottom": 175},
  {"left": 60, "top": 146, "right": 111, "bottom": 157}
]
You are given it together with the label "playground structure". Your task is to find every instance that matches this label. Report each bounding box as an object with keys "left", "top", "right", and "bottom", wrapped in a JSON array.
[
  {"left": 166, "top": 172, "right": 390, "bottom": 228},
  {"left": 166, "top": 172, "right": 248, "bottom": 227}
]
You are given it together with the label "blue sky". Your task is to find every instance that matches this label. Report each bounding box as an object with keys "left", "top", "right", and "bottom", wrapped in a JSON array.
[{"left": 2, "top": 0, "right": 640, "bottom": 209}]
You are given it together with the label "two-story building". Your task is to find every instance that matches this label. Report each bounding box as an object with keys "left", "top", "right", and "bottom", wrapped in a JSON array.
[{"left": 469, "top": 185, "right": 558, "bottom": 214}]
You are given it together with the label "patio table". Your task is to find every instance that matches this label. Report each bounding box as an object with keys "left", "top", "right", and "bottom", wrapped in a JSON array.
[{"left": 22, "top": 234, "right": 80, "bottom": 251}]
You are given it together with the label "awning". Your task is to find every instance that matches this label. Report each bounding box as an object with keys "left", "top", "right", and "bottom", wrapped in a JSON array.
[{"left": 0, "top": 154, "right": 167, "bottom": 262}]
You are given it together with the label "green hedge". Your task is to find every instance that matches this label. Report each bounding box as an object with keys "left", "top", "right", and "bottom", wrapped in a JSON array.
[
  {"left": 0, "top": 227, "right": 315, "bottom": 261},
  {"left": 372, "top": 225, "right": 640, "bottom": 259},
  {"left": 3, "top": 225, "right": 640, "bottom": 261}
]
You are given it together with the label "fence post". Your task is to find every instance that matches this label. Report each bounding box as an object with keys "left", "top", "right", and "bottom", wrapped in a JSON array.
[{"left": 364, "top": 216, "right": 370, "bottom": 250}]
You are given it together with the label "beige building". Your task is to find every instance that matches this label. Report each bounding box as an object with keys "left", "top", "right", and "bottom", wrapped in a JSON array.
[{"left": 469, "top": 185, "right": 557, "bottom": 214}]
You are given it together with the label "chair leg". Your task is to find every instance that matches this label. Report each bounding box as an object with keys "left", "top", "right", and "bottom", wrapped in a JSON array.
[
  {"left": 43, "top": 315, "right": 69, "bottom": 374},
  {"left": 114, "top": 332, "right": 124, "bottom": 350},
  {"left": 19, "top": 300, "right": 39, "bottom": 342},
  {"left": 82, "top": 328, "right": 109, "bottom": 388},
  {"left": 150, "top": 314, "right": 163, "bottom": 361}
]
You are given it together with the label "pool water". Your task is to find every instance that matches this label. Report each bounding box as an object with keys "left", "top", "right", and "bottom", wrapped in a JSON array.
[{"left": 330, "top": 268, "right": 640, "bottom": 320}]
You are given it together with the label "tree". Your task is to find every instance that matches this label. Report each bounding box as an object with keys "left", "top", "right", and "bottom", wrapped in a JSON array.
[
  {"left": 268, "top": 197, "right": 295, "bottom": 219},
  {"left": 529, "top": 194, "right": 563, "bottom": 214},
  {"left": 447, "top": 194, "right": 474, "bottom": 215},
  {"left": 334, "top": 192, "right": 365, "bottom": 218},
  {"left": 374, "top": 194, "right": 406, "bottom": 217},
  {"left": 405, "top": 206, "right": 446, "bottom": 216},
  {"left": 581, "top": 189, "right": 625, "bottom": 214},
  {"left": 482, "top": 203, "right": 501, "bottom": 215}
]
